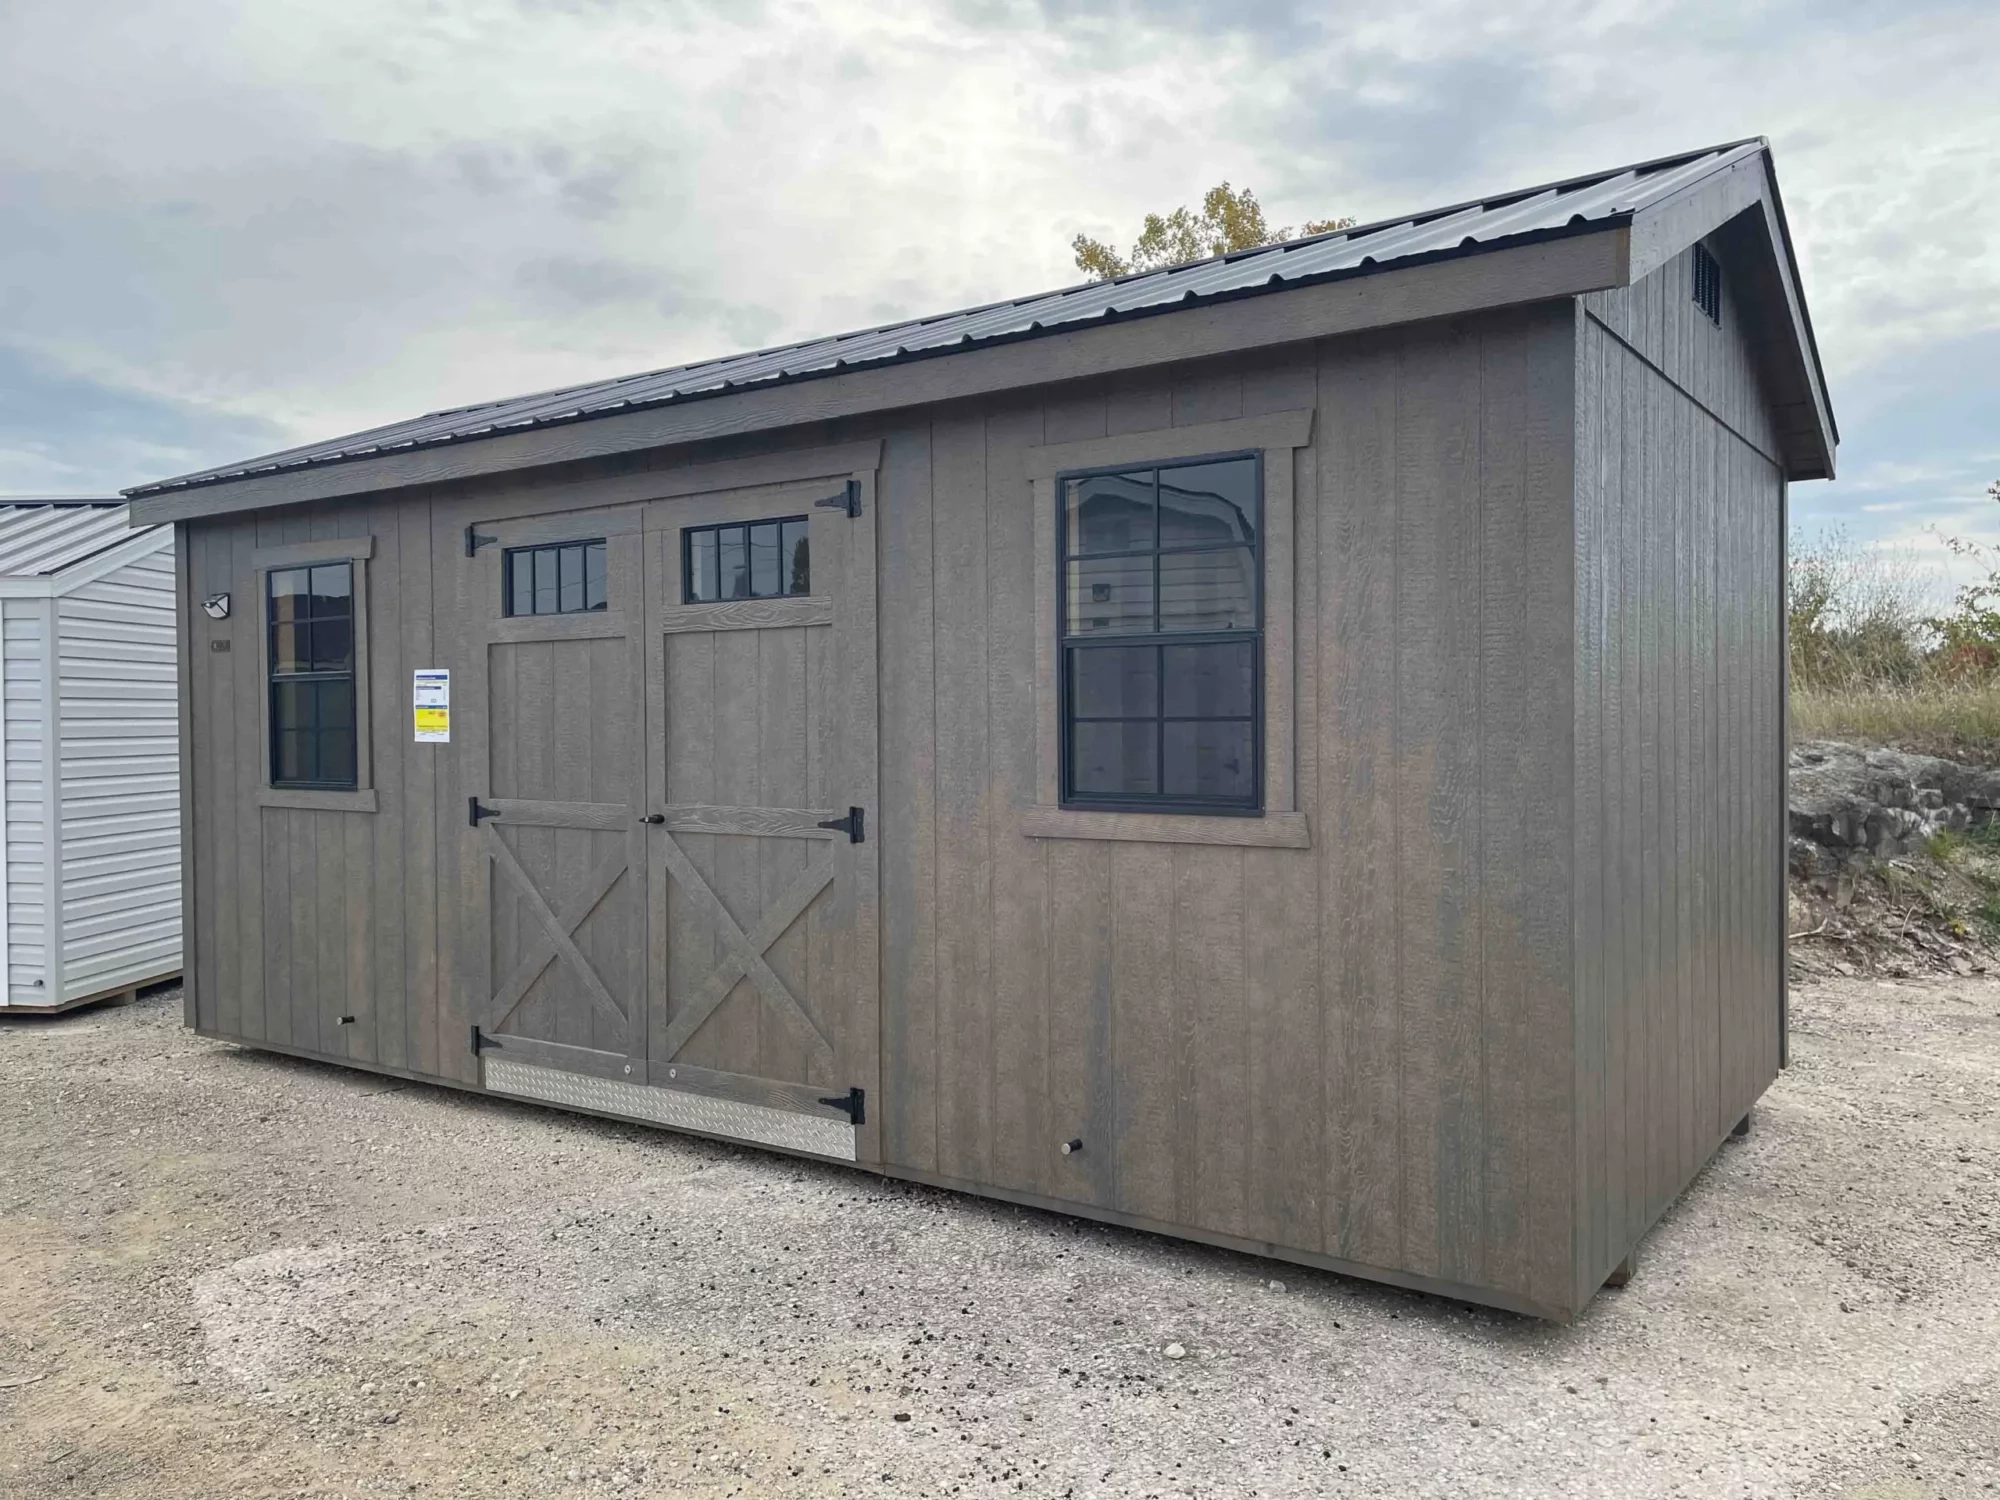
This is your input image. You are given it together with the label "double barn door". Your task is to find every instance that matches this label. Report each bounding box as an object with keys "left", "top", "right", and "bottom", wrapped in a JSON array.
[{"left": 447, "top": 473, "right": 879, "bottom": 1162}]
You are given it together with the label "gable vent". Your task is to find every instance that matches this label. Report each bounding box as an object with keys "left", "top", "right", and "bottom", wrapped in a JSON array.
[{"left": 1692, "top": 244, "right": 1722, "bottom": 325}]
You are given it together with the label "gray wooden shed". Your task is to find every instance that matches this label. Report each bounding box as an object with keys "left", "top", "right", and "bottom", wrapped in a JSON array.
[{"left": 129, "top": 138, "right": 1832, "bottom": 1320}]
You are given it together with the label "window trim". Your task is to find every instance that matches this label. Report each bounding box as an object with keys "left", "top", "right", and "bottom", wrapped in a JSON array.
[
  {"left": 251, "top": 535, "right": 377, "bottom": 814},
  {"left": 1021, "top": 408, "right": 1313, "bottom": 847},
  {"left": 1056, "top": 450, "right": 1266, "bottom": 815}
]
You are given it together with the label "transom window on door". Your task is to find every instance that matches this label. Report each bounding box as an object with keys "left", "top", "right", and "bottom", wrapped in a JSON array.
[
  {"left": 505, "top": 539, "right": 608, "bottom": 616},
  {"left": 1059, "top": 452, "right": 1262, "bottom": 813},
  {"left": 684, "top": 515, "right": 810, "bottom": 603},
  {"left": 269, "top": 563, "right": 357, "bottom": 789}
]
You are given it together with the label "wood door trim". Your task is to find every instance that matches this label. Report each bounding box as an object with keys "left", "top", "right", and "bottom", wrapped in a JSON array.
[
  {"left": 648, "top": 1056, "right": 858, "bottom": 1120},
  {"left": 655, "top": 597, "right": 833, "bottom": 633},
  {"left": 657, "top": 803, "right": 844, "bottom": 839},
  {"left": 485, "top": 797, "right": 632, "bottom": 830},
  {"left": 476, "top": 1030, "right": 639, "bottom": 1082},
  {"left": 489, "top": 611, "right": 634, "bottom": 645}
]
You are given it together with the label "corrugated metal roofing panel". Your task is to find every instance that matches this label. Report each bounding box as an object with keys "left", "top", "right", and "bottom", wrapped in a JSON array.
[
  {"left": 129, "top": 139, "right": 1769, "bottom": 498},
  {"left": 0, "top": 503, "right": 153, "bottom": 578}
]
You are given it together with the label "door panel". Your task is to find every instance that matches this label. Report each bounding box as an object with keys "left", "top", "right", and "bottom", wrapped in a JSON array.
[
  {"left": 445, "top": 475, "right": 879, "bottom": 1163},
  {"left": 452, "top": 506, "right": 648, "bottom": 1082},
  {"left": 643, "top": 475, "right": 881, "bottom": 1162}
]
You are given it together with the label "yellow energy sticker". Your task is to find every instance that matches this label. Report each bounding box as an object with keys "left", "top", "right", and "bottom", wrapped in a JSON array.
[{"left": 413, "top": 668, "right": 450, "bottom": 743}]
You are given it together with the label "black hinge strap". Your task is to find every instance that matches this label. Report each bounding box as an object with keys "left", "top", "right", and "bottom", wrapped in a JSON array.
[
  {"left": 469, "top": 796, "right": 499, "bottom": 827},
  {"left": 813, "top": 479, "right": 861, "bottom": 518},
  {"left": 815, "top": 806, "right": 864, "bottom": 843},
  {"left": 816, "top": 1086, "right": 865, "bottom": 1125},
  {"left": 465, "top": 524, "right": 498, "bottom": 556}
]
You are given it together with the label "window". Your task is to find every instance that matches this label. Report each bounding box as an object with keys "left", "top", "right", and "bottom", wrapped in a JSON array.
[
  {"left": 1059, "top": 453, "right": 1261, "bottom": 812},
  {"left": 269, "top": 562, "right": 357, "bottom": 789},
  {"left": 1692, "top": 244, "right": 1722, "bottom": 326},
  {"left": 505, "top": 539, "right": 608, "bottom": 616},
  {"left": 684, "top": 515, "right": 810, "bottom": 603}
]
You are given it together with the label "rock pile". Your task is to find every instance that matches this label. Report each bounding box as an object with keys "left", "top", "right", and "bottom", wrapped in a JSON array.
[{"left": 1789, "top": 740, "right": 2000, "bottom": 865}]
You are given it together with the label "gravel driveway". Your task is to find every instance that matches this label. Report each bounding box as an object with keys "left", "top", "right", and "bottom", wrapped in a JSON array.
[{"left": 1, "top": 976, "right": 1994, "bottom": 1499}]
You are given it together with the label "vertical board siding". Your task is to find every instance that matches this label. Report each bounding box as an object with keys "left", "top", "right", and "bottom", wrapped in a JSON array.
[
  {"left": 164, "top": 302, "right": 1824, "bottom": 1312},
  {"left": 3, "top": 601, "right": 47, "bottom": 1001},
  {"left": 1573, "top": 287, "right": 1786, "bottom": 1296},
  {"left": 178, "top": 500, "right": 437, "bottom": 1060},
  {"left": 55, "top": 544, "right": 183, "bottom": 997},
  {"left": 873, "top": 312, "right": 1578, "bottom": 1307},
  {"left": 1580, "top": 243, "right": 1780, "bottom": 465}
]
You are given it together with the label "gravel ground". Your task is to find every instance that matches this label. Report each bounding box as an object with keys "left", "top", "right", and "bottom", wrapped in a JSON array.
[{"left": 0, "top": 977, "right": 1994, "bottom": 1499}]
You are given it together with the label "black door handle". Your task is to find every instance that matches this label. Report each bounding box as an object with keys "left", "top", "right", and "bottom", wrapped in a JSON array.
[{"left": 640, "top": 813, "right": 665, "bottom": 825}]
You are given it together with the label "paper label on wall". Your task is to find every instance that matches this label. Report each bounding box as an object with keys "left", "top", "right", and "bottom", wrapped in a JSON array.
[{"left": 413, "top": 668, "right": 450, "bottom": 743}]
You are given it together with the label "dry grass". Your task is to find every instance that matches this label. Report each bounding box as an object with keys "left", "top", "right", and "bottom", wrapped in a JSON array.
[{"left": 1792, "top": 683, "right": 2000, "bottom": 766}]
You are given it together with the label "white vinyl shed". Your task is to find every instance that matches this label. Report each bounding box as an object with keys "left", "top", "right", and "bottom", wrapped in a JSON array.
[{"left": 0, "top": 501, "right": 180, "bottom": 1012}]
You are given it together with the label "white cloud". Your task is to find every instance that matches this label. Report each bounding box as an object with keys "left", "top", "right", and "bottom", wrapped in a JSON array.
[{"left": 0, "top": 0, "right": 1997, "bottom": 501}]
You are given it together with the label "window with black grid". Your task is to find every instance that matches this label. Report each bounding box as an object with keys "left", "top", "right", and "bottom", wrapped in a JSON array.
[
  {"left": 683, "top": 515, "right": 810, "bottom": 603},
  {"left": 504, "top": 539, "right": 608, "bottom": 616},
  {"left": 268, "top": 562, "right": 357, "bottom": 789},
  {"left": 1058, "top": 453, "right": 1262, "bottom": 813}
]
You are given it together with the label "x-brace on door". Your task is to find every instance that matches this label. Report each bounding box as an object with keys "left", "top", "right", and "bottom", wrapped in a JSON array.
[{"left": 640, "top": 470, "right": 882, "bottom": 1164}]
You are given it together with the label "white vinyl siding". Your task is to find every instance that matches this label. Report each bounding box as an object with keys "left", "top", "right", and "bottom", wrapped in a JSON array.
[
  {"left": 0, "top": 511, "right": 181, "bottom": 1009},
  {"left": 3, "top": 600, "right": 48, "bottom": 1001},
  {"left": 55, "top": 545, "right": 181, "bottom": 997}
]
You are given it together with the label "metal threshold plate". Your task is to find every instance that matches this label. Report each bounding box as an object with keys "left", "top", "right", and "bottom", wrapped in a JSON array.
[{"left": 483, "top": 1057, "right": 857, "bottom": 1161}]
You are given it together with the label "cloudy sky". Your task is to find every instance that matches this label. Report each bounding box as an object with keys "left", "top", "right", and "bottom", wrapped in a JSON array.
[{"left": 2, "top": 0, "right": 1995, "bottom": 592}]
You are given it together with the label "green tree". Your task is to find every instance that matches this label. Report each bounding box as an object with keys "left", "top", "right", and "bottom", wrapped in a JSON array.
[
  {"left": 1072, "top": 182, "right": 1356, "bottom": 281},
  {"left": 1928, "top": 478, "right": 2000, "bottom": 681}
]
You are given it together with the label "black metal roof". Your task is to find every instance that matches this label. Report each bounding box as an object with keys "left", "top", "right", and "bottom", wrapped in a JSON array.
[{"left": 128, "top": 139, "right": 1798, "bottom": 499}]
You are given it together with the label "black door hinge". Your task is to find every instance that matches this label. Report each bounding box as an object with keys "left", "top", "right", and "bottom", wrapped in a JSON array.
[
  {"left": 469, "top": 796, "right": 499, "bottom": 827},
  {"left": 470, "top": 1024, "right": 487, "bottom": 1054},
  {"left": 813, "top": 480, "right": 861, "bottom": 518},
  {"left": 816, "top": 806, "right": 864, "bottom": 843},
  {"left": 817, "top": 1086, "right": 865, "bottom": 1125},
  {"left": 465, "top": 524, "right": 498, "bottom": 556}
]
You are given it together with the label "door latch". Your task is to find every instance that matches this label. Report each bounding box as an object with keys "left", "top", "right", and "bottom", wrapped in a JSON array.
[
  {"left": 816, "top": 806, "right": 865, "bottom": 843},
  {"left": 469, "top": 797, "right": 499, "bottom": 827},
  {"left": 813, "top": 479, "right": 862, "bottom": 518},
  {"left": 817, "top": 1086, "right": 865, "bottom": 1125},
  {"left": 640, "top": 812, "right": 666, "bottom": 825}
]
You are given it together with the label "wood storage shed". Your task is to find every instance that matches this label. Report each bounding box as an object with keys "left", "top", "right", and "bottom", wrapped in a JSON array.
[
  {"left": 129, "top": 139, "right": 1833, "bottom": 1320},
  {"left": 0, "top": 500, "right": 181, "bottom": 1012}
]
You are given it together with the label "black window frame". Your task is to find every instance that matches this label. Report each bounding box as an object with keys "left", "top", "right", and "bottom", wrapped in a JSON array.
[
  {"left": 681, "top": 514, "right": 812, "bottom": 604},
  {"left": 503, "top": 538, "right": 609, "bottom": 617},
  {"left": 267, "top": 561, "right": 359, "bottom": 791},
  {"left": 1056, "top": 449, "right": 1264, "bottom": 816}
]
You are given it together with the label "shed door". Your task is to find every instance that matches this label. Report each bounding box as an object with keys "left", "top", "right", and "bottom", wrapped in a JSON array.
[
  {"left": 641, "top": 476, "right": 881, "bottom": 1164},
  {"left": 458, "top": 507, "right": 650, "bottom": 1084}
]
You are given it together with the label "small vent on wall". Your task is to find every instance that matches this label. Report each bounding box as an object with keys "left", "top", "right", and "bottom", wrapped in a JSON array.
[{"left": 1692, "top": 244, "right": 1722, "bottom": 326}]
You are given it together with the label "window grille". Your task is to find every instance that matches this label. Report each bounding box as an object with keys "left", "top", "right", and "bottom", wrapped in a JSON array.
[
  {"left": 1057, "top": 453, "right": 1262, "bottom": 813},
  {"left": 683, "top": 516, "right": 810, "bottom": 603},
  {"left": 504, "top": 539, "right": 608, "bottom": 616},
  {"left": 268, "top": 562, "right": 357, "bottom": 788}
]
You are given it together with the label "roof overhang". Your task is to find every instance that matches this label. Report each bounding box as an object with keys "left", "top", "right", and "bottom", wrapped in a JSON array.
[
  {"left": 1622, "top": 143, "right": 1836, "bottom": 479},
  {"left": 129, "top": 229, "right": 1631, "bottom": 525},
  {"left": 126, "top": 139, "right": 1835, "bottom": 525}
]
